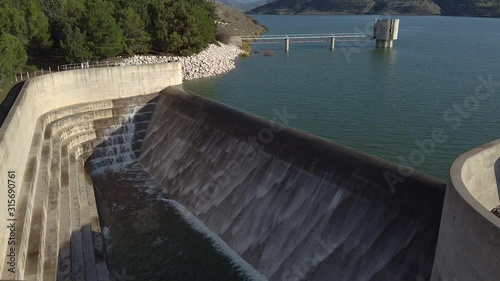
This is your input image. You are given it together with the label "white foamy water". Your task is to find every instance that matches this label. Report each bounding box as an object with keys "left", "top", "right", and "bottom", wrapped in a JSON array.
[
  {"left": 89, "top": 107, "right": 142, "bottom": 176},
  {"left": 158, "top": 199, "right": 268, "bottom": 281}
]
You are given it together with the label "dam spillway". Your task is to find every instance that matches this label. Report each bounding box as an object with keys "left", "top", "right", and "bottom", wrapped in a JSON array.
[
  {"left": 136, "top": 88, "right": 446, "bottom": 281},
  {"left": 82, "top": 87, "right": 445, "bottom": 281},
  {"left": 0, "top": 64, "right": 499, "bottom": 281}
]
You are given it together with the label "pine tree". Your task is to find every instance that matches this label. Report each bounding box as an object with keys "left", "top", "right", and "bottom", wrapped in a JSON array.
[
  {"left": 119, "top": 7, "right": 151, "bottom": 55},
  {"left": 0, "top": 32, "right": 27, "bottom": 88},
  {"left": 147, "top": 0, "right": 172, "bottom": 52},
  {"left": 60, "top": 24, "right": 92, "bottom": 63},
  {"left": 41, "top": 0, "right": 86, "bottom": 50},
  {"left": 0, "top": 0, "right": 218, "bottom": 82},
  {"left": 0, "top": 2, "right": 28, "bottom": 46},
  {"left": 184, "top": 4, "right": 216, "bottom": 55},
  {"left": 20, "top": 0, "right": 51, "bottom": 52},
  {"left": 82, "top": 0, "right": 125, "bottom": 59},
  {"left": 147, "top": 0, "right": 216, "bottom": 55}
]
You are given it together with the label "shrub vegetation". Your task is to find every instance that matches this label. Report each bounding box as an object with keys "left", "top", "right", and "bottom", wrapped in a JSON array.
[{"left": 0, "top": 0, "right": 217, "bottom": 89}]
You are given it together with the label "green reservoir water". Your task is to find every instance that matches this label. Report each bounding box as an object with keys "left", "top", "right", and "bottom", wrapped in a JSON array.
[{"left": 184, "top": 15, "right": 500, "bottom": 179}]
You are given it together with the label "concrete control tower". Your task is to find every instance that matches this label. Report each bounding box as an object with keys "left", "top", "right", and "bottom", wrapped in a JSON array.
[{"left": 373, "top": 19, "right": 399, "bottom": 48}]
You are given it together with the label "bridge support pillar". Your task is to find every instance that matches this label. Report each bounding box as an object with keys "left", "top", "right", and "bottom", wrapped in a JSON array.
[
  {"left": 285, "top": 38, "right": 290, "bottom": 51},
  {"left": 330, "top": 37, "right": 335, "bottom": 50}
]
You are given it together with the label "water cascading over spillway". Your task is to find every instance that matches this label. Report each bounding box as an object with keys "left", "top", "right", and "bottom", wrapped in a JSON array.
[
  {"left": 87, "top": 103, "right": 150, "bottom": 174},
  {"left": 85, "top": 95, "right": 262, "bottom": 281},
  {"left": 86, "top": 86, "right": 446, "bottom": 281}
]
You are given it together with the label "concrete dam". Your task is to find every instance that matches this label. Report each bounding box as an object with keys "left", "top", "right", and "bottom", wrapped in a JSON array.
[{"left": 0, "top": 64, "right": 499, "bottom": 281}]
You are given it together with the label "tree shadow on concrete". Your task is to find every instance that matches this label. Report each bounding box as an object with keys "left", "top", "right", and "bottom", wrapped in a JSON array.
[
  {"left": 0, "top": 81, "right": 25, "bottom": 127},
  {"left": 492, "top": 158, "right": 500, "bottom": 218},
  {"left": 58, "top": 224, "right": 108, "bottom": 281}
]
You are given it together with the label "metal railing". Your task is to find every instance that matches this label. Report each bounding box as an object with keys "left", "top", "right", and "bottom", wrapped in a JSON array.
[
  {"left": 241, "top": 33, "right": 371, "bottom": 44},
  {"left": 12, "top": 60, "right": 121, "bottom": 83}
]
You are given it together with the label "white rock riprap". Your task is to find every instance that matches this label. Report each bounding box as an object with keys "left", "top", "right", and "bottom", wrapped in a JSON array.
[{"left": 119, "top": 43, "right": 244, "bottom": 80}]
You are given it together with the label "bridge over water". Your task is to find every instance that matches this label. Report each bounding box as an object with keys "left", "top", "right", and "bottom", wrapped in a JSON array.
[{"left": 241, "top": 33, "right": 371, "bottom": 51}]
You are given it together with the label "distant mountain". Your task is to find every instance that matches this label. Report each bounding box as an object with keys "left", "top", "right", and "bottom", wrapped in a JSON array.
[
  {"left": 214, "top": 2, "right": 268, "bottom": 36},
  {"left": 240, "top": 0, "right": 276, "bottom": 12},
  {"left": 217, "top": 0, "right": 276, "bottom": 11},
  {"left": 249, "top": 0, "right": 440, "bottom": 15},
  {"left": 248, "top": 0, "right": 500, "bottom": 17},
  {"left": 218, "top": 0, "right": 246, "bottom": 8},
  {"left": 217, "top": 0, "right": 264, "bottom": 8}
]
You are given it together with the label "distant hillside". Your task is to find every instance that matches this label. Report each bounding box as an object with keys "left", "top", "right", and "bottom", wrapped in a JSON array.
[
  {"left": 217, "top": 0, "right": 272, "bottom": 10},
  {"left": 240, "top": 0, "right": 276, "bottom": 12},
  {"left": 215, "top": 2, "right": 268, "bottom": 36},
  {"left": 218, "top": 0, "right": 248, "bottom": 8},
  {"left": 249, "top": 0, "right": 440, "bottom": 15},
  {"left": 434, "top": 0, "right": 500, "bottom": 17},
  {"left": 249, "top": 0, "right": 500, "bottom": 17}
]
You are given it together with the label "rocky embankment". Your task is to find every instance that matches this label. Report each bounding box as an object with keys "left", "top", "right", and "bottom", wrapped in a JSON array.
[
  {"left": 119, "top": 43, "right": 244, "bottom": 81},
  {"left": 119, "top": 2, "right": 268, "bottom": 81}
]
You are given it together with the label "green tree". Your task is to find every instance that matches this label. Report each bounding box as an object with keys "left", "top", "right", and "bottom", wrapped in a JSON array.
[
  {"left": 119, "top": 7, "right": 151, "bottom": 55},
  {"left": 41, "top": 0, "right": 85, "bottom": 50},
  {"left": 82, "top": 0, "right": 125, "bottom": 58},
  {"left": 147, "top": 0, "right": 216, "bottom": 55},
  {"left": 0, "top": 0, "right": 217, "bottom": 74},
  {"left": 183, "top": 3, "right": 216, "bottom": 55},
  {"left": 0, "top": 0, "right": 50, "bottom": 49},
  {"left": 60, "top": 24, "right": 92, "bottom": 63},
  {"left": 21, "top": 0, "right": 51, "bottom": 52},
  {"left": 39, "top": 0, "right": 86, "bottom": 25},
  {"left": 0, "top": 2, "right": 28, "bottom": 46},
  {"left": 0, "top": 32, "right": 27, "bottom": 88},
  {"left": 147, "top": 0, "right": 171, "bottom": 52}
]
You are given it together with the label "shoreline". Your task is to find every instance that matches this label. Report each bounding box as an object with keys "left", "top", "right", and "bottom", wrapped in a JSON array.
[
  {"left": 0, "top": 43, "right": 246, "bottom": 103},
  {"left": 119, "top": 43, "right": 245, "bottom": 81}
]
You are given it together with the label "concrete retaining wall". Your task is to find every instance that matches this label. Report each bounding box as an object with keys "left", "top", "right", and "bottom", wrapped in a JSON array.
[
  {"left": 431, "top": 140, "right": 500, "bottom": 281},
  {"left": 0, "top": 63, "right": 182, "bottom": 277}
]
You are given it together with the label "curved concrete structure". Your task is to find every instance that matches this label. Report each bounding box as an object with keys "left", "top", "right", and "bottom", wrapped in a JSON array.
[
  {"left": 431, "top": 140, "right": 500, "bottom": 281},
  {"left": 2, "top": 63, "right": 499, "bottom": 281},
  {"left": 136, "top": 87, "right": 446, "bottom": 281},
  {"left": 0, "top": 64, "right": 182, "bottom": 280}
]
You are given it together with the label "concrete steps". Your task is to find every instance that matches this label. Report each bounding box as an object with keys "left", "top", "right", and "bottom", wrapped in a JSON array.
[
  {"left": 69, "top": 152, "right": 85, "bottom": 281},
  {"left": 0, "top": 63, "right": 182, "bottom": 280},
  {"left": 9, "top": 94, "right": 157, "bottom": 281},
  {"left": 77, "top": 159, "right": 98, "bottom": 281}
]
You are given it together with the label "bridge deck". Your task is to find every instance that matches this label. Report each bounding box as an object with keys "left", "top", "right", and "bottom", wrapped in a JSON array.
[{"left": 241, "top": 33, "right": 370, "bottom": 44}]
